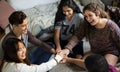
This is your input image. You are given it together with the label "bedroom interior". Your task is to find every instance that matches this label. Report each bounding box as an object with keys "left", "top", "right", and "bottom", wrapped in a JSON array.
[{"left": 0, "top": 0, "right": 120, "bottom": 72}]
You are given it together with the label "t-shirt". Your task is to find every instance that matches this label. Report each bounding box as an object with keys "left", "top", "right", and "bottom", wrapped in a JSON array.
[
  {"left": 0, "top": 31, "right": 52, "bottom": 60},
  {"left": 55, "top": 13, "right": 84, "bottom": 40}
]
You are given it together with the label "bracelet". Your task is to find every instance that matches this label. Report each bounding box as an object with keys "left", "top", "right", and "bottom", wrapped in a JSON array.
[{"left": 54, "top": 58, "right": 59, "bottom": 64}]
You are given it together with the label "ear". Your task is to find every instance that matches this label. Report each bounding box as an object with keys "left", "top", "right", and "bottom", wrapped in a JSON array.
[
  {"left": 12, "top": 25, "right": 15, "bottom": 28},
  {"left": 12, "top": 24, "right": 17, "bottom": 29}
]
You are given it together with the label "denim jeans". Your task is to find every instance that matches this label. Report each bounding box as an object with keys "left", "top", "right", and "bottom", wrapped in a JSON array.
[{"left": 29, "top": 42, "right": 55, "bottom": 64}]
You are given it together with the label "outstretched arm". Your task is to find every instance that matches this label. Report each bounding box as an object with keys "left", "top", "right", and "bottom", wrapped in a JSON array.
[
  {"left": 27, "top": 31, "right": 56, "bottom": 54},
  {"left": 54, "top": 29, "right": 62, "bottom": 52},
  {"left": 62, "top": 57, "right": 85, "bottom": 69},
  {"left": 60, "top": 36, "right": 79, "bottom": 57}
]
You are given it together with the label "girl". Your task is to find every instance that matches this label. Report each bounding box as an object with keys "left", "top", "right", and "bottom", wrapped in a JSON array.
[
  {"left": 54, "top": 0, "right": 84, "bottom": 59},
  {"left": 0, "top": 38, "right": 64, "bottom": 72},
  {"left": 61, "top": 3, "right": 120, "bottom": 68}
]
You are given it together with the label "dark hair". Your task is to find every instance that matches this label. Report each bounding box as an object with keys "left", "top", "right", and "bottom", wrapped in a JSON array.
[
  {"left": 85, "top": 54, "right": 109, "bottom": 72},
  {"left": 0, "top": 38, "right": 30, "bottom": 72},
  {"left": 54, "top": 0, "right": 82, "bottom": 24},
  {"left": 9, "top": 11, "right": 27, "bottom": 26}
]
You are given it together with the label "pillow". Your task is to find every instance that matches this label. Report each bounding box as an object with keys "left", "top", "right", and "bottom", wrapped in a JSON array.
[
  {"left": 0, "top": 0, "right": 15, "bottom": 30},
  {"left": 7, "top": 0, "right": 59, "bottom": 10},
  {"left": 80, "top": 0, "right": 105, "bottom": 9}
]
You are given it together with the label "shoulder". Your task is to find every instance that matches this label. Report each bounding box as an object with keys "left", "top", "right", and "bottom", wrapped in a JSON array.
[
  {"left": 2, "top": 62, "right": 20, "bottom": 72},
  {"left": 2, "top": 62, "right": 32, "bottom": 72},
  {"left": 54, "top": 20, "right": 64, "bottom": 27},
  {"left": 106, "top": 19, "right": 120, "bottom": 36},
  {"left": 2, "top": 31, "right": 16, "bottom": 45},
  {"left": 107, "top": 19, "right": 119, "bottom": 31}
]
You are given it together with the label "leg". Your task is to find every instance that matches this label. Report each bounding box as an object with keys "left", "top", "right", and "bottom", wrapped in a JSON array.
[
  {"left": 29, "top": 47, "right": 52, "bottom": 64},
  {"left": 29, "top": 42, "right": 55, "bottom": 64},
  {"left": 72, "top": 41, "right": 83, "bottom": 58},
  {"left": 104, "top": 54, "right": 118, "bottom": 66}
]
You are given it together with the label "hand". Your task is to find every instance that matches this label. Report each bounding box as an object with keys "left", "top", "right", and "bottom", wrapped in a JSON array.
[
  {"left": 56, "top": 47, "right": 61, "bottom": 53},
  {"left": 60, "top": 57, "right": 71, "bottom": 64},
  {"left": 50, "top": 48, "right": 56, "bottom": 54},
  {"left": 57, "top": 50, "right": 66, "bottom": 58},
  {"left": 60, "top": 58, "right": 68, "bottom": 64},
  {"left": 60, "top": 49, "right": 70, "bottom": 57}
]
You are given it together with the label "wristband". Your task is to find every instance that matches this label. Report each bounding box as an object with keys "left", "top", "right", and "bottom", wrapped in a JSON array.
[{"left": 54, "top": 58, "right": 59, "bottom": 63}]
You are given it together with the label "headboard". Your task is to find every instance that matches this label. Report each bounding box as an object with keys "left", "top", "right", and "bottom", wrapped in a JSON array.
[{"left": 0, "top": 0, "right": 15, "bottom": 30}]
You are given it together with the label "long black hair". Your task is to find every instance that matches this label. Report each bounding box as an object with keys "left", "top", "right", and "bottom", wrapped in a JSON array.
[
  {"left": 0, "top": 38, "right": 30, "bottom": 72},
  {"left": 54, "top": 0, "right": 82, "bottom": 24}
]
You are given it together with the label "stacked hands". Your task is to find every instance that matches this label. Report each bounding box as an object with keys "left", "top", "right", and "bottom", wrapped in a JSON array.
[{"left": 54, "top": 48, "right": 71, "bottom": 63}]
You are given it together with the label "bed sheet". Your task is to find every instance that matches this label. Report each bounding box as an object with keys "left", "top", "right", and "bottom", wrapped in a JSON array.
[{"left": 22, "top": 2, "right": 59, "bottom": 40}]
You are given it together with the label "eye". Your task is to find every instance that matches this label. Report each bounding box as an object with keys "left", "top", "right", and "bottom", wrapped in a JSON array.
[
  {"left": 67, "top": 10, "right": 71, "bottom": 12},
  {"left": 88, "top": 14, "right": 92, "bottom": 17}
]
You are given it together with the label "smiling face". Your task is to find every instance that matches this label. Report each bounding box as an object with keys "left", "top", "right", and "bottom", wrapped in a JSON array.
[
  {"left": 17, "top": 42, "right": 26, "bottom": 62},
  {"left": 13, "top": 18, "right": 28, "bottom": 34},
  {"left": 84, "top": 10, "right": 100, "bottom": 26},
  {"left": 63, "top": 6, "right": 74, "bottom": 20}
]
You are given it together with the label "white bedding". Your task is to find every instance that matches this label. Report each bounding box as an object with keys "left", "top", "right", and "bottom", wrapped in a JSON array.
[
  {"left": 22, "top": 2, "right": 59, "bottom": 38},
  {"left": 5, "top": 0, "right": 60, "bottom": 41}
]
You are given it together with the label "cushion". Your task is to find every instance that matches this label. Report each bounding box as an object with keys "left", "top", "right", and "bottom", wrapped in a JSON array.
[
  {"left": 80, "top": 0, "right": 105, "bottom": 9},
  {"left": 7, "top": 0, "right": 59, "bottom": 10},
  {"left": 0, "top": 0, "right": 15, "bottom": 30}
]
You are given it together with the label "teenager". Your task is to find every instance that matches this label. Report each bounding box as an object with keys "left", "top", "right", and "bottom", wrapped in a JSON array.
[
  {"left": 54, "top": 0, "right": 84, "bottom": 59},
  {"left": 0, "top": 38, "right": 65, "bottom": 72},
  {"left": 61, "top": 3, "right": 120, "bottom": 68}
]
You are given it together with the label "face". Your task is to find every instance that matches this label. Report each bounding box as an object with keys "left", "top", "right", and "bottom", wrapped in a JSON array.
[
  {"left": 84, "top": 10, "right": 100, "bottom": 26},
  {"left": 63, "top": 6, "right": 74, "bottom": 19},
  {"left": 17, "top": 42, "right": 26, "bottom": 62},
  {"left": 14, "top": 18, "right": 28, "bottom": 34}
]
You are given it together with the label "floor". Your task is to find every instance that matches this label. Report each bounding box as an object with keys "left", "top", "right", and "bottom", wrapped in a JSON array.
[
  {"left": 50, "top": 63, "right": 87, "bottom": 72},
  {"left": 49, "top": 39, "right": 90, "bottom": 72}
]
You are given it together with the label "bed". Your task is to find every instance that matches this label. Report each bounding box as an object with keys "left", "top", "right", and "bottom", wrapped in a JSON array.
[
  {"left": 0, "top": 0, "right": 108, "bottom": 72},
  {"left": 0, "top": 0, "right": 105, "bottom": 40},
  {"left": 0, "top": 0, "right": 60, "bottom": 41}
]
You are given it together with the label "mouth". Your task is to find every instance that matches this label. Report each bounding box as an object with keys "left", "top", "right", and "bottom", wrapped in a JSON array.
[
  {"left": 89, "top": 19, "right": 94, "bottom": 23},
  {"left": 21, "top": 53, "right": 26, "bottom": 58}
]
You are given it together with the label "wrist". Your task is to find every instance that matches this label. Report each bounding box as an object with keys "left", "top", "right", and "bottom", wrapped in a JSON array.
[
  {"left": 54, "top": 55, "right": 63, "bottom": 63},
  {"left": 65, "top": 48, "right": 71, "bottom": 53}
]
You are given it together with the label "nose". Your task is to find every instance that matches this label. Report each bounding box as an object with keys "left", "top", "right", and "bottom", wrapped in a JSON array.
[
  {"left": 25, "top": 24, "right": 29, "bottom": 29},
  {"left": 64, "top": 12, "right": 69, "bottom": 16},
  {"left": 22, "top": 48, "right": 26, "bottom": 53}
]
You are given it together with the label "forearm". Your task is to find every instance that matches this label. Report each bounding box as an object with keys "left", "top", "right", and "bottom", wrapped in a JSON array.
[
  {"left": 28, "top": 31, "right": 55, "bottom": 54},
  {"left": 65, "top": 36, "right": 79, "bottom": 51},
  {"left": 54, "top": 29, "right": 61, "bottom": 49},
  {"left": 66, "top": 57, "right": 85, "bottom": 68},
  {"left": 54, "top": 38, "right": 61, "bottom": 49}
]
